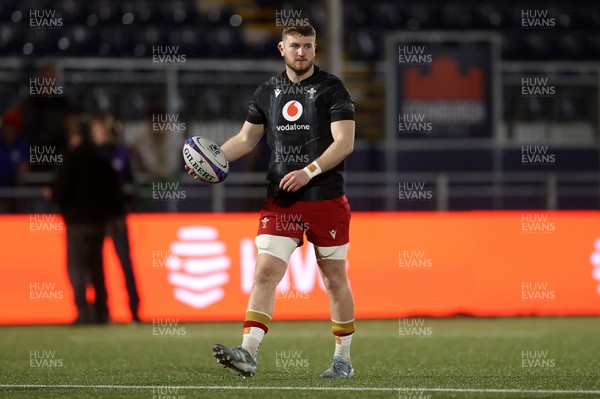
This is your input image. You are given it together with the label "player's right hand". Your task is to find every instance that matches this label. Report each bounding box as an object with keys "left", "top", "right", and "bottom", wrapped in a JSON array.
[{"left": 184, "top": 165, "right": 199, "bottom": 180}]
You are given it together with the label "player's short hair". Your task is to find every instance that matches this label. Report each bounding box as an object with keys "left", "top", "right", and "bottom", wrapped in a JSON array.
[{"left": 282, "top": 24, "right": 316, "bottom": 43}]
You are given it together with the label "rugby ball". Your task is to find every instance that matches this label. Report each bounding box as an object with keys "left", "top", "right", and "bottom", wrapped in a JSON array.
[{"left": 182, "top": 136, "right": 229, "bottom": 183}]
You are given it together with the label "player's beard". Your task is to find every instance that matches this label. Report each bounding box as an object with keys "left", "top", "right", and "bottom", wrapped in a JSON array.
[{"left": 284, "top": 54, "right": 313, "bottom": 78}]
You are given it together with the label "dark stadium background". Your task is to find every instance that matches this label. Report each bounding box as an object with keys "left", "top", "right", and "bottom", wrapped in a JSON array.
[
  {"left": 0, "top": 1, "right": 599, "bottom": 397},
  {"left": 1, "top": 0, "right": 598, "bottom": 214}
]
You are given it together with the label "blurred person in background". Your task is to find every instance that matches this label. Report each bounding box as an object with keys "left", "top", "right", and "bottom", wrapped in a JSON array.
[
  {"left": 130, "top": 106, "right": 181, "bottom": 180},
  {"left": 52, "top": 111, "right": 122, "bottom": 324},
  {"left": 22, "top": 64, "right": 70, "bottom": 172},
  {"left": 130, "top": 106, "right": 182, "bottom": 211},
  {"left": 91, "top": 112, "right": 141, "bottom": 322},
  {"left": 0, "top": 106, "right": 28, "bottom": 212}
]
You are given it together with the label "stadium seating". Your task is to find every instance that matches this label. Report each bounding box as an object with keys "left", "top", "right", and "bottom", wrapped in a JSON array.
[
  {"left": 0, "top": 0, "right": 598, "bottom": 60},
  {"left": 0, "top": 0, "right": 597, "bottom": 212}
]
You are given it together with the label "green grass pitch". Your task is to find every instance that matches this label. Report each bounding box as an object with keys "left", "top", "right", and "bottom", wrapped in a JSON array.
[{"left": 0, "top": 318, "right": 599, "bottom": 399}]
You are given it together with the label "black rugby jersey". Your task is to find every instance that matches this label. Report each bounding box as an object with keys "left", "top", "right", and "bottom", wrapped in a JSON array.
[{"left": 246, "top": 65, "right": 355, "bottom": 202}]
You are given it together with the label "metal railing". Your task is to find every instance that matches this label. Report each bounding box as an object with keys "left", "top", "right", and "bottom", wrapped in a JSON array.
[
  {"left": 1, "top": 57, "right": 599, "bottom": 212},
  {"left": 1, "top": 170, "right": 598, "bottom": 213}
]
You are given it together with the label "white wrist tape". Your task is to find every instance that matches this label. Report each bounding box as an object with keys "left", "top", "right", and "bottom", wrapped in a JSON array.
[{"left": 303, "top": 161, "right": 322, "bottom": 179}]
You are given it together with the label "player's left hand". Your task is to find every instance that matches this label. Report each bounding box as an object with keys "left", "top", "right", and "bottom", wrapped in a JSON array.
[{"left": 279, "top": 169, "right": 311, "bottom": 192}]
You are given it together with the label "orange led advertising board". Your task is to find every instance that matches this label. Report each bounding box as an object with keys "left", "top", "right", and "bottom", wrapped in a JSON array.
[{"left": 1, "top": 212, "right": 599, "bottom": 324}]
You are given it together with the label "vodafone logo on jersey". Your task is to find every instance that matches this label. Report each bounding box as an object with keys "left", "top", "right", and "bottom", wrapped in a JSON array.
[{"left": 282, "top": 100, "right": 303, "bottom": 122}]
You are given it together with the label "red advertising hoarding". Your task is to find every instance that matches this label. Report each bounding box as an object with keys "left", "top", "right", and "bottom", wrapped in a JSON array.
[{"left": 1, "top": 212, "right": 599, "bottom": 324}]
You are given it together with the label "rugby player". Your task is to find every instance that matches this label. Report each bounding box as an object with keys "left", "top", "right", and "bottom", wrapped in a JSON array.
[{"left": 187, "top": 24, "right": 356, "bottom": 378}]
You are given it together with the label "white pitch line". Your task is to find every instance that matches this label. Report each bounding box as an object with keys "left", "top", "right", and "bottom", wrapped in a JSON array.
[
  {"left": 3, "top": 385, "right": 392, "bottom": 392},
  {"left": 425, "top": 388, "right": 600, "bottom": 395},
  {"left": 0, "top": 385, "right": 599, "bottom": 395}
]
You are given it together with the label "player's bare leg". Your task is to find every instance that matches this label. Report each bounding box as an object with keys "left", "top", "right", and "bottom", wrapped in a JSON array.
[
  {"left": 213, "top": 251, "right": 290, "bottom": 377},
  {"left": 247, "top": 253, "right": 288, "bottom": 316},
  {"left": 239, "top": 253, "right": 288, "bottom": 358},
  {"left": 318, "top": 258, "right": 356, "bottom": 378},
  {"left": 318, "top": 259, "right": 355, "bottom": 321}
]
